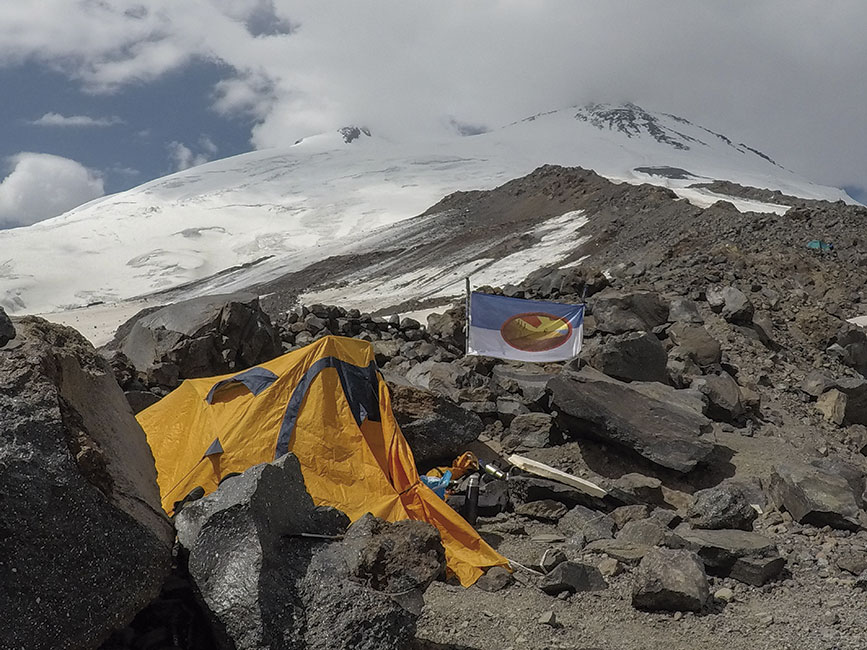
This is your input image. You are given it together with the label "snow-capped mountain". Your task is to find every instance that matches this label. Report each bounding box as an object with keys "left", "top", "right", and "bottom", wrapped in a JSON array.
[{"left": 0, "top": 103, "right": 855, "bottom": 322}]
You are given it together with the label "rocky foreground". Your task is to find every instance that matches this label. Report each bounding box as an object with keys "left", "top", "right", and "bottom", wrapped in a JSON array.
[{"left": 5, "top": 170, "right": 867, "bottom": 648}]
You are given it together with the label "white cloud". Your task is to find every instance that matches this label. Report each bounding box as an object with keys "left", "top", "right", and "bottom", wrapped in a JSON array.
[
  {"left": 0, "top": 153, "right": 104, "bottom": 228},
  {"left": 167, "top": 140, "right": 214, "bottom": 171},
  {"left": 30, "top": 112, "right": 123, "bottom": 127},
  {"left": 1, "top": 2, "right": 867, "bottom": 192}
]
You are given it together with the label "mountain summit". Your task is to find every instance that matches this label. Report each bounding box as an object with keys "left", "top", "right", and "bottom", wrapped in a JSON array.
[{"left": 0, "top": 103, "right": 854, "bottom": 318}]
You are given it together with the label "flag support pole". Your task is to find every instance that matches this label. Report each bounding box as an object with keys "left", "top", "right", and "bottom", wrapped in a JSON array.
[{"left": 464, "top": 276, "right": 471, "bottom": 355}]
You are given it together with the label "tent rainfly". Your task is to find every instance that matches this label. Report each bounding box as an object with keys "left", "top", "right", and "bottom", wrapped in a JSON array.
[{"left": 137, "top": 335, "right": 508, "bottom": 586}]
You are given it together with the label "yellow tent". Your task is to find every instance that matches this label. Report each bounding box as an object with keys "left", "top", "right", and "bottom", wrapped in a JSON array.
[{"left": 137, "top": 335, "right": 508, "bottom": 586}]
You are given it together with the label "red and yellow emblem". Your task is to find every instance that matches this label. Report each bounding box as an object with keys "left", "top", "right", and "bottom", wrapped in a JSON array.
[{"left": 500, "top": 312, "right": 573, "bottom": 352}]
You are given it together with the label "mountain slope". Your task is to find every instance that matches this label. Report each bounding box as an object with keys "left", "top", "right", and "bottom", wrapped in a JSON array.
[{"left": 0, "top": 103, "right": 854, "bottom": 316}]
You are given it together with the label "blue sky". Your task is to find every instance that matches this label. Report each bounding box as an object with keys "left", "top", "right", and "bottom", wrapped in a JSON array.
[
  {"left": 0, "top": 60, "right": 252, "bottom": 195},
  {"left": 0, "top": 1, "right": 864, "bottom": 227}
]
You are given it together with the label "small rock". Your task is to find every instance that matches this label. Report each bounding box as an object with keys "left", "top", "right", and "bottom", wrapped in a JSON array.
[
  {"left": 714, "top": 587, "right": 734, "bottom": 603},
  {"left": 538, "top": 610, "right": 557, "bottom": 627},
  {"left": 631, "top": 548, "right": 710, "bottom": 612},
  {"left": 540, "top": 549, "right": 568, "bottom": 573},
  {"left": 687, "top": 482, "right": 758, "bottom": 531},
  {"left": 540, "top": 561, "right": 608, "bottom": 595},
  {"left": 515, "top": 499, "right": 568, "bottom": 521},
  {"left": 597, "top": 557, "right": 622, "bottom": 578},
  {"left": 475, "top": 566, "right": 514, "bottom": 592}
]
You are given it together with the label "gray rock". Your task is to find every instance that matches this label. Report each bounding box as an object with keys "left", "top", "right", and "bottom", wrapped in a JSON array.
[
  {"left": 540, "top": 548, "right": 568, "bottom": 573},
  {"left": 176, "top": 455, "right": 443, "bottom": 650},
  {"left": 491, "top": 362, "right": 556, "bottom": 404},
  {"left": 591, "top": 291, "right": 670, "bottom": 334},
  {"left": 690, "top": 372, "right": 744, "bottom": 423},
  {"left": 667, "top": 323, "right": 721, "bottom": 366},
  {"left": 549, "top": 368, "right": 714, "bottom": 472},
  {"left": 810, "top": 457, "right": 867, "bottom": 509},
  {"left": 610, "top": 504, "right": 651, "bottom": 530},
  {"left": 507, "top": 475, "right": 602, "bottom": 511},
  {"left": 707, "top": 286, "right": 754, "bottom": 324},
  {"left": 389, "top": 383, "right": 483, "bottom": 466},
  {"left": 405, "top": 360, "right": 467, "bottom": 402},
  {"left": 540, "top": 561, "right": 607, "bottom": 594},
  {"left": 584, "top": 539, "right": 650, "bottom": 565},
  {"left": 587, "top": 330, "right": 667, "bottom": 383},
  {"left": 632, "top": 548, "right": 709, "bottom": 612},
  {"left": 768, "top": 462, "right": 862, "bottom": 530},
  {"left": 558, "top": 504, "right": 615, "bottom": 542},
  {"left": 0, "top": 318, "right": 173, "bottom": 650},
  {"left": 515, "top": 499, "right": 568, "bottom": 521},
  {"left": 0, "top": 306, "right": 15, "bottom": 346},
  {"left": 617, "top": 519, "right": 684, "bottom": 548},
  {"left": 834, "top": 377, "right": 867, "bottom": 425},
  {"left": 668, "top": 298, "right": 703, "bottom": 324},
  {"left": 475, "top": 566, "right": 513, "bottom": 592},
  {"left": 687, "top": 482, "right": 758, "bottom": 530},
  {"left": 508, "top": 412, "right": 556, "bottom": 449},
  {"left": 678, "top": 527, "right": 784, "bottom": 585},
  {"left": 667, "top": 345, "right": 703, "bottom": 388},
  {"left": 372, "top": 339, "right": 403, "bottom": 365},
  {"left": 801, "top": 370, "right": 836, "bottom": 398},
  {"left": 816, "top": 389, "right": 847, "bottom": 425},
  {"left": 836, "top": 550, "right": 867, "bottom": 576},
  {"left": 609, "top": 473, "right": 665, "bottom": 506},
  {"left": 124, "top": 389, "right": 161, "bottom": 414},
  {"left": 107, "top": 293, "right": 281, "bottom": 383}
]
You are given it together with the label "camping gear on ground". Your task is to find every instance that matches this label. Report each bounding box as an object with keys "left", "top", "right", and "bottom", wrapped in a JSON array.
[
  {"left": 806, "top": 239, "right": 834, "bottom": 251},
  {"left": 465, "top": 473, "right": 480, "bottom": 526},
  {"left": 420, "top": 470, "right": 452, "bottom": 498},
  {"left": 426, "top": 451, "right": 479, "bottom": 482},
  {"left": 466, "top": 291, "right": 585, "bottom": 362},
  {"left": 137, "top": 335, "right": 508, "bottom": 586}
]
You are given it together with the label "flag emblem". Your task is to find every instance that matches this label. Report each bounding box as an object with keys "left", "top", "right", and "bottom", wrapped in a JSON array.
[
  {"left": 500, "top": 312, "right": 573, "bottom": 352},
  {"left": 467, "top": 292, "right": 584, "bottom": 362}
]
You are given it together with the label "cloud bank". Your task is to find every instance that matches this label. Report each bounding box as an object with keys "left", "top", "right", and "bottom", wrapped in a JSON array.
[
  {"left": 0, "top": 153, "right": 104, "bottom": 228},
  {"left": 1, "top": 1, "right": 865, "bottom": 195}
]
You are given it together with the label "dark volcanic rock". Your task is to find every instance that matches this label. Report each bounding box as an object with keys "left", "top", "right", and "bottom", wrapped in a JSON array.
[
  {"left": 591, "top": 291, "right": 670, "bottom": 334},
  {"left": 631, "top": 548, "right": 709, "bottom": 612},
  {"left": 540, "top": 561, "right": 607, "bottom": 595},
  {"left": 507, "top": 412, "right": 556, "bottom": 449},
  {"left": 707, "top": 286, "right": 754, "bottom": 324},
  {"left": 667, "top": 322, "right": 721, "bottom": 366},
  {"left": 0, "top": 305, "right": 15, "bottom": 346},
  {"left": 175, "top": 454, "right": 444, "bottom": 650},
  {"left": 389, "top": 383, "right": 484, "bottom": 466},
  {"left": 687, "top": 482, "right": 758, "bottom": 530},
  {"left": 475, "top": 566, "right": 514, "bottom": 592},
  {"left": 107, "top": 293, "right": 281, "bottom": 383},
  {"left": 0, "top": 318, "right": 173, "bottom": 650},
  {"left": 677, "top": 527, "right": 784, "bottom": 585},
  {"left": 690, "top": 372, "right": 744, "bottom": 423},
  {"left": 768, "top": 462, "right": 862, "bottom": 530},
  {"left": 587, "top": 330, "right": 667, "bottom": 383},
  {"left": 549, "top": 368, "right": 714, "bottom": 472},
  {"left": 557, "top": 504, "right": 616, "bottom": 543}
]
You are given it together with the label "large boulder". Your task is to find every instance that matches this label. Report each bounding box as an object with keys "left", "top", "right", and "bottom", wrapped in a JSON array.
[
  {"left": 548, "top": 368, "right": 714, "bottom": 472},
  {"left": 175, "top": 454, "right": 444, "bottom": 650},
  {"left": 631, "top": 548, "right": 709, "bottom": 612},
  {"left": 389, "top": 383, "right": 484, "bottom": 466},
  {"left": 587, "top": 330, "right": 667, "bottom": 383},
  {"left": 591, "top": 291, "right": 669, "bottom": 335},
  {"left": 106, "top": 293, "right": 281, "bottom": 384},
  {"left": 768, "top": 462, "right": 862, "bottom": 530},
  {"left": 0, "top": 318, "right": 173, "bottom": 650}
]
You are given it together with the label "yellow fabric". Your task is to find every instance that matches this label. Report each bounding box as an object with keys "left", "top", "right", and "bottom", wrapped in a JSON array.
[
  {"left": 137, "top": 335, "right": 508, "bottom": 586},
  {"left": 426, "top": 451, "right": 479, "bottom": 482}
]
